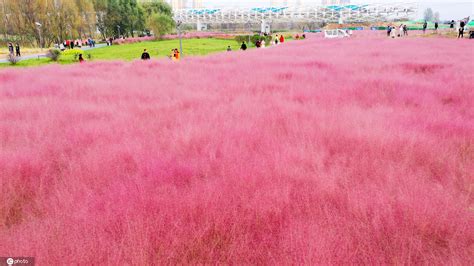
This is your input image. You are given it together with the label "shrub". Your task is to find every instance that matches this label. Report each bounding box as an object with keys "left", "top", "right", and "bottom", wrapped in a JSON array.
[
  {"left": 161, "top": 32, "right": 236, "bottom": 40},
  {"left": 62, "top": 48, "right": 84, "bottom": 57},
  {"left": 147, "top": 13, "right": 175, "bottom": 38},
  {"left": 61, "top": 48, "right": 84, "bottom": 61},
  {"left": 235, "top": 34, "right": 272, "bottom": 45},
  {"left": 113, "top": 36, "right": 155, "bottom": 45},
  {"left": 7, "top": 54, "right": 21, "bottom": 65},
  {"left": 46, "top": 48, "right": 61, "bottom": 61}
]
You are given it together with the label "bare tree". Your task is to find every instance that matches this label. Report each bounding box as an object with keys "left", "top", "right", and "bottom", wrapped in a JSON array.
[{"left": 424, "top": 8, "right": 434, "bottom": 22}]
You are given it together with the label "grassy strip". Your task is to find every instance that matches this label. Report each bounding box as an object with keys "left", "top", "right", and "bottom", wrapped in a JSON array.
[{"left": 1, "top": 38, "right": 241, "bottom": 68}]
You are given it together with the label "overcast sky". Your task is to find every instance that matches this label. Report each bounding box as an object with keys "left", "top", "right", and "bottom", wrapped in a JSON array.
[{"left": 200, "top": 1, "right": 473, "bottom": 20}]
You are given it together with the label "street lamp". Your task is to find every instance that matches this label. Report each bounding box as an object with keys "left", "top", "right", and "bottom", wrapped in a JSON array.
[
  {"left": 35, "top": 22, "right": 43, "bottom": 52},
  {"left": 176, "top": 20, "right": 183, "bottom": 57},
  {"left": 246, "top": 21, "right": 252, "bottom": 46}
]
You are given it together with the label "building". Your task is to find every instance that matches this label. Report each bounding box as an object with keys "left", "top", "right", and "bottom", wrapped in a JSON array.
[
  {"left": 192, "top": 0, "right": 203, "bottom": 9},
  {"left": 321, "top": 0, "right": 351, "bottom": 5},
  {"left": 166, "top": 0, "right": 202, "bottom": 9},
  {"left": 270, "top": 0, "right": 304, "bottom": 6},
  {"left": 167, "top": 0, "right": 186, "bottom": 9}
]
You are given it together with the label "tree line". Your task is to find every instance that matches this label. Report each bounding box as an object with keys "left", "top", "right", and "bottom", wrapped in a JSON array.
[{"left": 0, "top": 0, "right": 175, "bottom": 47}]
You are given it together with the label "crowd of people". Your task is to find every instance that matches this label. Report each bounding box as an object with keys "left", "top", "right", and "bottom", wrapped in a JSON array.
[
  {"left": 387, "top": 24, "right": 409, "bottom": 38},
  {"left": 386, "top": 19, "right": 470, "bottom": 39},
  {"left": 55, "top": 38, "right": 96, "bottom": 51},
  {"left": 239, "top": 33, "right": 306, "bottom": 51}
]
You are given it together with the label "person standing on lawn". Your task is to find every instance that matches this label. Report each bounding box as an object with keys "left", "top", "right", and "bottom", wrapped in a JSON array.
[
  {"left": 15, "top": 43, "right": 21, "bottom": 57},
  {"left": 458, "top": 20, "right": 466, "bottom": 38},
  {"left": 174, "top": 49, "right": 180, "bottom": 60}
]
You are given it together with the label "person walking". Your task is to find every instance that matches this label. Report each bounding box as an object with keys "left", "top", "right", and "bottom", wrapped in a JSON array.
[
  {"left": 275, "top": 34, "right": 279, "bottom": 45},
  {"left": 450, "top": 20, "right": 455, "bottom": 29},
  {"left": 240, "top": 41, "right": 247, "bottom": 51},
  {"left": 423, "top": 21, "right": 428, "bottom": 33},
  {"left": 227, "top": 46, "right": 232, "bottom": 52},
  {"left": 434, "top": 22, "right": 439, "bottom": 33},
  {"left": 15, "top": 43, "right": 21, "bottom": 57},
  {"left": 399, "top": 24, "right": 404, "bottom": 37},
  {"left": 7, "top": 43, "right": 14, "bottom": 55},
  {"left": 261, "top": 39, "right": 266, "bottom": 48},
  {"left": 387, "top": 25, "right": 392, "bottom": 37},
  {"left": 141, "top": 49, "right": 151, "bottom": 60},
  {"left": 458, "top": 27, "right": 464, "bottom": 38},
  {"left": 78, "top": 54, "right": 85, "bottom": 63},
  {"left": 403, "top": 25, "right": 408, "bottom": 36},
  {"left": 458, "top": 20, "right": 466, "bottom": 38},
  {"left": 279, "top": 34, "right": 285, "bottom": 43}
]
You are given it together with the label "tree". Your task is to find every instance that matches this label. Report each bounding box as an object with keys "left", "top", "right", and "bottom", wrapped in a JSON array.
[
  {"left": 141, "top": 0, "right": 173, "bottom": 37},
  {"left": 93, "top": 0, "right": 108, "bottom": 39},
  {"left": 104, "top": 0, "right": 121, "bottom": 37},
  {"left": 3, "top": 0, "right": 96, "bottom": 47},
  {"left": 434, "top": 12, "right": 440, "bottom": 23},
  {"left": 102, "top": 0, "right": 145, "bottom": 38},
  {"left": 142, "top": 0, "right": 172, "bottom": 18},
  {"left": 147, "top": 13, "right": 174, "bottom": 38},
  {"left": 75, "top": 0, "right": 97, "bottom": 38},
  {"left": 424, "top": 8, "right": 434, "bottom": 22}
]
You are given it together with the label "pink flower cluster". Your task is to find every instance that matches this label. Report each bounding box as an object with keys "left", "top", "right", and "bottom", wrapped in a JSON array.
[
  {"left": 112, "top": 32, "right": 237, "bottom": 45},
  {"left": 113, "top": 36, "right": 156, "bottom": 45},
  {"left": 0, "top": 35, "right": 473, "bottom": 264},
  {"left": 162, "top": 32, "right": 236, "bottom": 40}
]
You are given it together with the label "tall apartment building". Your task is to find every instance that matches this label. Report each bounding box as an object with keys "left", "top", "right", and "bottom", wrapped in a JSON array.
[
  {"left": 192, "top": 0, "right": 203, "bottom": 8},
  {"left": 167, "top": 0, "right": 185, "bottom": 9},
  {"left": 164, "top": 0, "right": 201, "bottom": 10}
]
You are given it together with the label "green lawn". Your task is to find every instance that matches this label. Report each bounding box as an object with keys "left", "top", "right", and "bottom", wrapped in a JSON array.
[
  {"left": 90, "top": 38, "right": 240, "bottom": 60},
  {"left": 1, "top": 38, "right": 241, "bottom": 68}
]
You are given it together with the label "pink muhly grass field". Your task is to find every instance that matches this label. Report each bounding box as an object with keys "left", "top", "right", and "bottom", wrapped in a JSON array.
[{"left": 0, "top": 36, "right": 473, "bottom": 264}]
